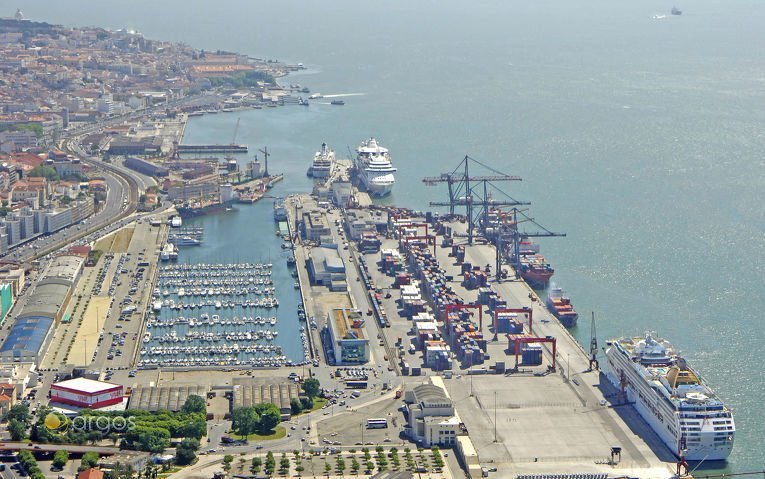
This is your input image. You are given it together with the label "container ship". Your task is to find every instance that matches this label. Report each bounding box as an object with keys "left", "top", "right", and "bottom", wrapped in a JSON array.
[
  {"left": 605, "top": 333, "right": 734, "bottom": 461},
  {"left": 544, "top": 285, "right": 577, "bottom": 327},
  {"left": 518, "top": 253, "right": 554, "bottom": 289}
]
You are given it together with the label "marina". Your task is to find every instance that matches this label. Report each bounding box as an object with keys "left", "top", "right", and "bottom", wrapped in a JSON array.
[{"left": 140, "top": 261, "right": 309, "bottom": 369}]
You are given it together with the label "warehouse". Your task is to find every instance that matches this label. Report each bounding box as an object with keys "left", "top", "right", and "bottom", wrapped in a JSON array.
[{"left": 50, "top": 377, "right": 124, "bottom": 409}]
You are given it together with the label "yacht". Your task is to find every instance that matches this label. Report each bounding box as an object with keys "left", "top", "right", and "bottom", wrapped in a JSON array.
[{"left": 355, "top": 138, "right": 396, "bottom": 197}]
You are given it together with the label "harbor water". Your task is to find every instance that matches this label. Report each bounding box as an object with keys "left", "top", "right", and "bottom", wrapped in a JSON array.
[{"left": 21, "top": 0, "right": 765, "bottom": 472}]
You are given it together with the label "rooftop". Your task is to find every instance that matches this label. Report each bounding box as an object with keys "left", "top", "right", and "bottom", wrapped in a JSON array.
[{"left": 53, "top": 377, "right": 121, "bottom": 394}]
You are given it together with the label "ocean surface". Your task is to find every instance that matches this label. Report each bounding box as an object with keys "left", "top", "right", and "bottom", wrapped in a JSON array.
[{"left": 17, "top": 0, "right": 765, "bottom": 471}]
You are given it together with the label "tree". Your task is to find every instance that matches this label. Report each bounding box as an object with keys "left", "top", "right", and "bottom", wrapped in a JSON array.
[
  {"left": 299, "top": 396, "right": 313, "bottom": 410},
  {"left": 222, "top": 454, "right": 234, "bottom": 472},
  {"left": 253, "top": 403, "right": 280, "bottom": 434},
  {"left": 301, "top": 378, "right": 321, "bottom": 398},
  {"left": 290, "top": 398, "right": 303, "bottom": 415},
  {"left": 81, "top": 451, "right": 100, "bottom": 470},
  {"left": 265, "top": 452, "right": 275, "bottom": 474},
  {"left": 295, "top": 464, "right": 305, "bottom": 476},
  {"left": 52, "top": 450, "right": 69, "bottom": 469},
  {"left": 231, "top": 406, "right": 259, "bottom": 438},
  {"left": 250, "top": 457, "right": 262, "bottom": 474},
  {"left": 351, "top": 458, "right": 360, "bottom": 475},
  {"left": 5, "top": 404, "right": 30, "bottom": 423},
  {"left": 181, "top": 395, "right": 207, "bottom": 415},
  {"left": 175, "top": 438, "right": 200, "bottom": 466},
  {"left": 324, "top": 462, "right": 331, "bottom": 475},
  {"left": 28, "top": 165, "right": 60, "bottom": 181},
  {"left": 8, "top": 418, "right": 26, "bottom": 441}
]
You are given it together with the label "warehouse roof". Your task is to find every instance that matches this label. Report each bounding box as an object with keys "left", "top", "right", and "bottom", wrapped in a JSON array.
[
  {"left": 0, "top": 316, "right": 54, "bottom": 358},
  {"left": 53, "top": 377, "right": 121, "bottom": 394}
]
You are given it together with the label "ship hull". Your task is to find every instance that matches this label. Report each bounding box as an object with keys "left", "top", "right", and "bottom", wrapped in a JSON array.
[
  {"left": 177, "top": 203, "right": 229, "bottom": 219},
  {"left": 520, "top": 269, "right": 553, "bottom": 289},
  {"left": 606, "top": 345, "right": 734, "bottom": 461}
]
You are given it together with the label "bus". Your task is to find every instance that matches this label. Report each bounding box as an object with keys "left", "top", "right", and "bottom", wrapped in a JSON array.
[
  {"left": 345, "top": 381, "right": 368, "bottom": 389},
  {"left": 366, "top": 418, "right": 388, "bottom": 429}
]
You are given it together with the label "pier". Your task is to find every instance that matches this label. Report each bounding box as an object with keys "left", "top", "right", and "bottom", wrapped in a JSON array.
[{"left": 176, "top": 144, "right": 248, "bottom": 153}]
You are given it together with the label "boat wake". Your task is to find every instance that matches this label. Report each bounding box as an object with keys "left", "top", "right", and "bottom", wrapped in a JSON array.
[
  {"left": 322, "top": 93, "right": 366, "bottom": 98},
  {"left": 651, "top": 14, "right": 667, "bottom": 19}
]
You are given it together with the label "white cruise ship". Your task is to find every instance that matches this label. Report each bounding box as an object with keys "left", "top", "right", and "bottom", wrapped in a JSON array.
[
  {"left": 355, "top": 138, "right": 396, "bottom": 197},
  {"left": 605, "top": 333, "right": 734, "bottom": 461},
  {"left": 307, "top": 142, "right": 335, "bottom": 180}
]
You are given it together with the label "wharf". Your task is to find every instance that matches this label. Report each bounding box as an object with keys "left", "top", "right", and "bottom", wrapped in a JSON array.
[
  {"left": 359, "top": 218, "right": 675, "bottom": 478},
  {"left": 176, "top": 144, "right": 248, "bottom": 153}
]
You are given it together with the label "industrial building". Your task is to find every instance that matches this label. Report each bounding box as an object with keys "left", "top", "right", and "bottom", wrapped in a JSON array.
[
  {"left": 50, "top": 377, "right": 124, "bottom": 409},
  {"left": 0, "top": 255, "right": 82, "bottom": 364},
  {"left": 124, "top": 156, "right": 169, "bottom": 177},
  {"left": 232, "top": 378, "right": 302, "bottom": 417},
  {"left": 404, "top": 377, "right": 462, "bottom": 447},
  {"left": 326, "top": 308, "right": 369, "bottom": 365},
  {"left": 307, "top": 247, "right": 346, "bottom": 290},
  {"left": 129, "top": 384, "right": 209, "bottom": 412},
  {"left": 301, "top": 210, "right": 331, "bottom": 242}
]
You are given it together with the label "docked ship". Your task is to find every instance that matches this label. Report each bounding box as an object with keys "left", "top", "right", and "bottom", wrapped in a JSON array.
[
  {"left": 273, "top": 199, "right": 288, "bottom": 221},
  {"left": 307, "top": 143, "right": 336, "bottom": 179},
  {"left": 605, "top": 333, "right": 735, "bottom": 461},
  {"left": 518, "top": 253, "right": 554, "bottom": 289},
  {"left": 544, "top": 285, "right": 577, "bottom": 327},
  {"left": 176, "top": 200, "right": 228, "bottom": 219},
  {"left": 355, "top": 138, "right": 396, "bottom": 197}
]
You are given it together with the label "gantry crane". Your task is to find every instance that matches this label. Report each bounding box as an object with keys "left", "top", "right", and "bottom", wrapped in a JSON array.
[
  {"left": 423, "top": 155, "right": 526, "bottom": 244},
  {"left": 495, "top": 208, "right": 565, "bottom": 281}
]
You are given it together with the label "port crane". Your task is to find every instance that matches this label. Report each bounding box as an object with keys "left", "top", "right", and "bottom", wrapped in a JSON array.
[
  {"left": 423, "top": 155, "right": 527, "bottom": 244},
  {"left": 259, "top": 146, "right": 270, "bottom": 177},
  {"left": 231, "top": 117, "right": 240, "bottom": 145},
  {"left": 589, "top": 312, "right": 599, "bottom": 371},
  {"left": 494, "top": 207, "right": 565, "bottom": 281}
]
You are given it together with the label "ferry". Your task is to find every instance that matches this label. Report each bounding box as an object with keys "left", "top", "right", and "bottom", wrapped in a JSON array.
[
  {"left": 307, "top": 142, "right": 336, "bottom": 179},
  {"left": 355, "top": 138, "right": 396, "bottom": 197},
  {"left": 606, "top": 333, "right": 734, "bottom": 461}
]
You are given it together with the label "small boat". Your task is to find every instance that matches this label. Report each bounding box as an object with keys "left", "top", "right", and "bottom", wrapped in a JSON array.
[
  {"left": 671, "top": 6, "right": 682, "bottom": 15},
  {"left": 330, "top": 99, "right": 345, "bottom": 106}
]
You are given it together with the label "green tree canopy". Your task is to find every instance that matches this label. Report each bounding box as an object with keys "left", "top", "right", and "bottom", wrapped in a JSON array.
[
  {"left": 231, "top": 406, "right": 259, "bottom": 438},
  {"left": 8, "top": 418, "right": 26, "bottom": 441},
  {"left": 81, "top": 451, "right": 100, "bottom": 469},
  {"left": 5, "top": 404, "right": 30, "bottom": 423},
  {"left": 52, "top": 450, "right": 69, "bottom": 469},
  {"left": 181, "top": 395, "right": 207, "bottom": 415},
  {"left": 253, "top": 403, "right": 281, "bottom": 434},
  {"left": 302, "top": 378, "right": 321, "bottom": 398},
  {"left": 28, "top": 165, "right": 60, "bottom": 181}
]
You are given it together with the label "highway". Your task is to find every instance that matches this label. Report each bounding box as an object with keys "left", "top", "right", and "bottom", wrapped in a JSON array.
[{"left": 1, "top": 94, "right": 217, "bottom": 266}]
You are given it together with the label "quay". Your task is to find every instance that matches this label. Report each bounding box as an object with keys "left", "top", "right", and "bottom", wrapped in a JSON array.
[
  {"left": 176, "top": 144, "right": 248, "bottom": 153},
  {"left": 276, "top": 158, "right": 675, "bottom": 479}
]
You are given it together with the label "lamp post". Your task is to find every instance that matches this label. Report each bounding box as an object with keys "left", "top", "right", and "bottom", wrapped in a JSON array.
[{"left": 567, "top": 353, "right": 571, "bottom": 380}]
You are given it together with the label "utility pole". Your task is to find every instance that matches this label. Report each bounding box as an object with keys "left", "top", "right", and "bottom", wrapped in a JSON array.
[{"left": 493, "top": 391, "right": 498, "bottom": 442}]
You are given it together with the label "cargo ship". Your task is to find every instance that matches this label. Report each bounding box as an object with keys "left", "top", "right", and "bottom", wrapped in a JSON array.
[
  {"left": 518, "top": 253, "right": 554, "bottom": 289},
  {"left": 544, "top": 285, "right": 578, "bottom": 327},
  {"left": 606, "top": 333, "right": 734, "bottom": 461}
]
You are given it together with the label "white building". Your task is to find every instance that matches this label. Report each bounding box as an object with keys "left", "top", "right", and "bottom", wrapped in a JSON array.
[
  {"left": 327, "top": 309, "right": 369, "bottom": 365},
  {"left": 404, "top": 377, "right": 462, "bottom": 447}
]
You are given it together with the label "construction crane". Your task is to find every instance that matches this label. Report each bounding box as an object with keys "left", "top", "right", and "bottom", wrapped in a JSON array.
[
  {"left": 589, "top": 312, "right": 599, "bottom": 371},
  {"left": 258, "top": 146, "right": 270, "bottom": 177},
  {"left": 495, "top": 207, "right": 565, "bottom": 281},
  {"left": 231, "top": 117, "right": 240, "bottom": 145},
  {"left": 423, "top": 155, "right": 525, "bottom": 244}
]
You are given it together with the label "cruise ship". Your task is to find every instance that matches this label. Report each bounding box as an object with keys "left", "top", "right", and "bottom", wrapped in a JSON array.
[
  {"left": 605, "top": 333, "right": 734, "bottom": 461},
  {"left": 355, "top": 138, "right": 396, "bottom": 197},
  {"left": 307, "top": 142, "right": 336, "bottom": 180}
]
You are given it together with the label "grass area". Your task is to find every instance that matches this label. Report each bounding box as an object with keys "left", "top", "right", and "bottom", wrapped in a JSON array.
[
  {"left": 310, "top": 397, "right": 328, "bottom": 411},
  {"left": 231, "top": 425, "right": 287, "bottom": 441}
]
